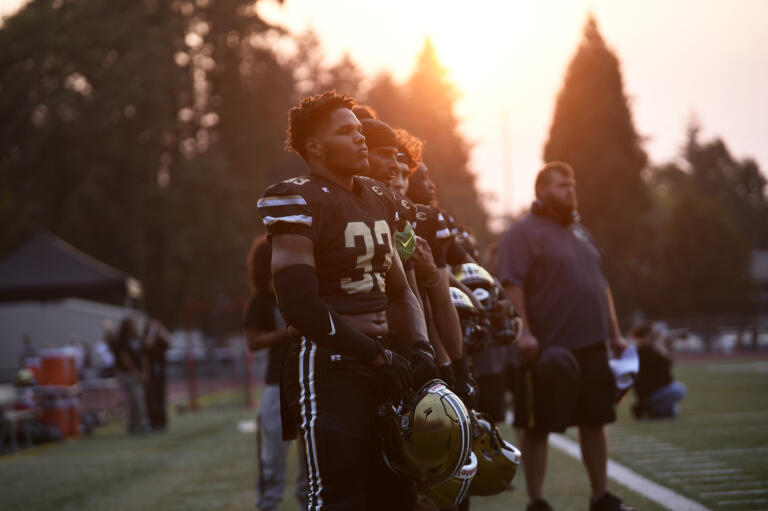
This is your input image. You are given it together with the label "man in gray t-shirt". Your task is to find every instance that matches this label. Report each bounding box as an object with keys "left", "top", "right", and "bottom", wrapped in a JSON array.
[{"left": 497, "top": 162, "right": 632, "bottom": 511}]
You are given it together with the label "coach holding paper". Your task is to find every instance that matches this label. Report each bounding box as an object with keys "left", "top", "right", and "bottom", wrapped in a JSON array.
[{"left": 497, "top": 162, "right": 633, "bottom": 511}]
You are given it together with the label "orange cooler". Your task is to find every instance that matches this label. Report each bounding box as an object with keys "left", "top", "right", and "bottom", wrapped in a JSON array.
[
  {"left": 40, "top": 348, "right": 78, "bottom": 386},
  {"left": 41, "top": 397, "right": 71, "bottom": 436}
]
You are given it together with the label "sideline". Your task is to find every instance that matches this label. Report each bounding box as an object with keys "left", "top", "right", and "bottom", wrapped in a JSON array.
[{"left": 549, "top": 433, "right": 711, "bottom": 511}]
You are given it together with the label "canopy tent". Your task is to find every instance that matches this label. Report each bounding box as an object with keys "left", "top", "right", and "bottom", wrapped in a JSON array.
[{"left": 0, "top": 231, "right": 142, "bottom": 303}]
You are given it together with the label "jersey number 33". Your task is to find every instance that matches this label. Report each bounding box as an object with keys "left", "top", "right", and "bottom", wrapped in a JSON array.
[{"left": 342, "top": 220, "right": 392, "bottom": 294}]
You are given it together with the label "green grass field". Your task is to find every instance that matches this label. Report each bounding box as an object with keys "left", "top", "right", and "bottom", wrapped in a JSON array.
[{"left": 1, "top": 356, "right": 766, "bottom": 511}]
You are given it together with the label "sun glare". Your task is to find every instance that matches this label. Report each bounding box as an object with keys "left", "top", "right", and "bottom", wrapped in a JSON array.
[{"left": 422, "top": 3, "right": 537, "bottom": 90}]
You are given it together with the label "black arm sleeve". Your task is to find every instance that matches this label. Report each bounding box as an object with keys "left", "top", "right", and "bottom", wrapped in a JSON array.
[
  {"left": 274, "top": 264, "right": 379, "bottom": 362},
  {"left": 446, "top": 237, "right": 469, "bottom": 266}
]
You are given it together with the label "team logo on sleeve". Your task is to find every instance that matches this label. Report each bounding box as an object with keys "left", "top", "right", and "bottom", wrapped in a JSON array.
[
  {"left": 285, "top": 177, "right": 310, "bottom": 186},
  {"left": 572, "top": 227, "right": 590, "bottom": 243}
]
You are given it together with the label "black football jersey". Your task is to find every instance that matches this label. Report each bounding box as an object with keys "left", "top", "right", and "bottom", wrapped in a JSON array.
[
  {"left": 257, "top": 175, "right": 395, "bottom": 315},
  {"left": 440, "top": 208, "right": 470, "bottom": 265},
  {"left": 390, "top": 190, "right": 417, "bottom": 231},
  {"left": 413, "top": 204, "right": 452, "bottom": 268}
]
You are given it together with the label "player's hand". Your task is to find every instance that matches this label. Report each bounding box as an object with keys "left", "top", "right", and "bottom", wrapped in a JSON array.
[
  {"left": 451, "top": 356, "right": 479, "bottom": 410},
  {"left": 378, "top": 349, "right": 414, "bottom": 402},
  {"left": 439, "top": 363, "right": 456, "bottom": 388},
  {"left": 412, "top": 236, "right": 439, "bottom": 283},
  {"left": 410, "top": 341, "right": 439, "bottom": 389},
  {"left": 518, "top": 331, "right": 540, "bottom": 361},
  {"left": 455, "top": 375, "right": 479, "bottom": 410},
  {"left": 610, "top": 334, "right": 629, "bottom": 357}
]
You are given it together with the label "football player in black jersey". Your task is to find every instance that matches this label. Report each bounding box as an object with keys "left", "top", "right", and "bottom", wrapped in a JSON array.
[
  {"left": 258, "top": 91, "right": 436, "bottom": 511},
  {"left": 399, "top": 160, "right": 479, "bottom": 411}
]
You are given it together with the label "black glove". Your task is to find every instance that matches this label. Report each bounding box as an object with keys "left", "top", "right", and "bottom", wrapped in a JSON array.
[
  {"left": 439, "top": 363, "right": 456, "bottom": 388},
  {"left": 410, "top": 340, "right": 439, "bottom": 390},
  {"left": 452, "top": 356, "right": 479, "bottom": 409},
  {"left": 377, "top": 344, "right": 414, "bottom": 403}
]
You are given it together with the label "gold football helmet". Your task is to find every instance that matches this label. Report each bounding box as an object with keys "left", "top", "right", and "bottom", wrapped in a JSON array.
[
  {"left": 450, "top": 286, "right": 491, "bottom": 354},
  {"left": 378, "top": 380, "right": 473, "bottom": 486},
  {"left": 454, "top": 263, "right": 521, "bottom": 345},
  {"left": 454, "top": 262, "right": 496, "bottom": 289},
  {"left": 468, "top": 411, "right": 521, "bottom": 496},
  {"left": 418, "top": 451, "right": 478, "bottom": 508}
]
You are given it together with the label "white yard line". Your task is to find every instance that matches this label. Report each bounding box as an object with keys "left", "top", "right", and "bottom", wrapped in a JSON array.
[
  {"left": 634, "top": 460, "right": 726, "bottom": 468},
  {"left": 716, "top": 498, "right": 768, "bottom": 506},
  {"left": 683, "top": 481, "right": 767, "bottom": 490},
  {"left": 656, "top": 468, "right": 743, "bottom": 477},
  {"left": 549, "top": 433, "right": 712, "bottom": 511},
  {"left": 688, "top": 447, "right": 768, "bottom": 456},
  {"left": 699, "top": 489, "right": 768, "bottom": 498},
  {"left": 669, "top": 475, "right": 758, "bottom": 484}
]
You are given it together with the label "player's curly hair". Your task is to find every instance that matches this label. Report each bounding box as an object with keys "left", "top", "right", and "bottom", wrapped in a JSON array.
[
  {"left": 286, "top": 91, "right": 357, "bottom": 159},
  {"left": 352, "top": 104, "right": 379, "bottom": 120},
  {"left": 394, "top": 128, "right": 424, "bottom": 174}
]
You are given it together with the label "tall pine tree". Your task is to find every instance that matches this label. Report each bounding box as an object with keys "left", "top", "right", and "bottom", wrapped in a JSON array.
[
  {"left": 368, "top": 40, "right": 490, "bottom": 242},
  {"left": 0, "top": 0, "right": 296, "bottom": 325},
  {"left": 543, "top": 16, "right": 649, "bottom": 316},
  {"left": 0, "top": 0, "right": 189, "bottom": 321}
]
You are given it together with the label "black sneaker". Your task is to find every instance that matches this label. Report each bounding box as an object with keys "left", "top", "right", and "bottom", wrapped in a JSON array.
[
  {"left": 590, "top": 491, "right": 635, "bottom": 511},
  {"left": 527, "top": 499, "right": 554, "bottom": 511}
]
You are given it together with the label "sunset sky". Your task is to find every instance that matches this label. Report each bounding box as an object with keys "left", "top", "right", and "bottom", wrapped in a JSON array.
[{"left": 3, "top": 0, "right": 767, "bottom": 223}]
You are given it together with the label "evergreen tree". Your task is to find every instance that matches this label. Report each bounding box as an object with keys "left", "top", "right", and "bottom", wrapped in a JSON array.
[
  {"left": 646, "top": 166, "right": 752, "bottom": 322},
  {"left": 0, "top": 0, "right": 189, "bottom": 321},
  {"left": 176, "top": 0, "right": 295, "bottom": 317},
  {"left": 366, "top": 72, "right": 407, "bottom": 121},
  {"left": 683, "top": 122, "right": 768, "bottom": 248},
  {"left": 543, "top": 16, "right": 650, "bottom": 316},
  {"left": 641, "top": 123, "right": 764, "bottom": 323},
  {"left": 323, "top": 53, "right": 365, "bottom": 98},
  {"left": 0, "top": 0, "right": 296, "bottom": 325},
  {"left": 368, "top": 40, "right": 490, "bottom": 242}
]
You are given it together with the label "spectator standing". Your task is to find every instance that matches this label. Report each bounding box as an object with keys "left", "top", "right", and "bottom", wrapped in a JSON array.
[
  {"left": 67, "top": 336, "right": 87, "bottom": 380},
  {"left": 144, "top": 319, "right": 170, "bottom": 431},
  {"left": 497, "top": 162, "right": 633, "bottom": 511},
  {"left": 95, "top": 322, "right": 116, "bottom": 378},
  {"left": 114, "top": 318, "right": 149, "bottom": 434},
  {"left": 18, "top": 335, "right": 37, "bottom": 368},
  {"left": 243, "top": 236, "right": 307, "bottom": 511}
]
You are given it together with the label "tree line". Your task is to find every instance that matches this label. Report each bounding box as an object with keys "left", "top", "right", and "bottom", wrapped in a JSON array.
[
  {"left": 544, "top": 17, "right": 768, "bottom": 337},
  {"left": 1, "top": 3, "right": 765, "bottom": 334},
  {"left": 0, "top": 0, "right": 487, "bottom": 327}
]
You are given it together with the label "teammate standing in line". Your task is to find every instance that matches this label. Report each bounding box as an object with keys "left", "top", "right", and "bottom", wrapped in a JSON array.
[
  {"left": 258, "top": 91, "right": 435, "bottom": 510},
  {"left": 407, "top": 160, "right": 479, "bottom": 408},
  {"left": 243, "top": 236, "right": 308, "bottom": 511}
]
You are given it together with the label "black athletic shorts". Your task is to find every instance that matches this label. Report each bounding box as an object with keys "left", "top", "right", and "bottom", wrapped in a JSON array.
[
  {"left": 281, "top": 337, "right": 416, "bottom": 511},
  {"left": 476, "top": 373, "right": 507, "bottom": 423},
  {"left": 512, "top": 343, "right": 616, "bottom": 433}
]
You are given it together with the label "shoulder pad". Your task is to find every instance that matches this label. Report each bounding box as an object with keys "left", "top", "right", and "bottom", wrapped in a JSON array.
[
  {"left": 356, "top": 176, "right": 389, "bottom": 198},
  {"left": 258, "top": 176, "right": 317, "bottom": 238},
  {"left": 392, "top": 191, "right": 415, "bottom": 211}
]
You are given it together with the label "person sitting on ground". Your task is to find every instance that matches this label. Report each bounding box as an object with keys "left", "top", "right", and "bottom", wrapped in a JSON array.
[{"left": 630, "top": 322, "right": 686, "bottom": 419}]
